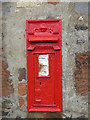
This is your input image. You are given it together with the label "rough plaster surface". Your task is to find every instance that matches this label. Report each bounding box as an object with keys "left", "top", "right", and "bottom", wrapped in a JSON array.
[{"left": 1, "top": 2, "right": 88, "bottom": 118}]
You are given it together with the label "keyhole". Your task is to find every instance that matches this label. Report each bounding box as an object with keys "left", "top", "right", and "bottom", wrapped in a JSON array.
[{"left": 40, "top": 82, "right": 42, "bottom": 85}]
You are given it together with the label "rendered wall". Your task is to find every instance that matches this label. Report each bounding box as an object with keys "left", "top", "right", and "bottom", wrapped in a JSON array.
[{"left": 1, "top": 1, "right": 88, "bottom": 119}]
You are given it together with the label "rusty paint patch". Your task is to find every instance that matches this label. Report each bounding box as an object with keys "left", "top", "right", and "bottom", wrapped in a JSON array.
[
  {"left": 48, "top": 0, "right": 59, "bottom": 5},
  {"left": 18, "top": 68, "right": 26, "bottom": 81},
  {"left": 74, "top": 52, "right": 88, "bottom": 96}
]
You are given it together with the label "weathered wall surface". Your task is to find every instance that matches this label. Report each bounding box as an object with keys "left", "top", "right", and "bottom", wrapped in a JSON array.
[{"left": 1, "top": 2, "right": 88, "bottom": 118}]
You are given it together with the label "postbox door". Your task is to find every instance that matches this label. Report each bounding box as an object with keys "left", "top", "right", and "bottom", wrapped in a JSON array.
[
  {"left": 34, "top": 53, "right": 55, "bottom": 106},
  {"left": 26, "top": 19, "right": 62, "bottom": 112}
]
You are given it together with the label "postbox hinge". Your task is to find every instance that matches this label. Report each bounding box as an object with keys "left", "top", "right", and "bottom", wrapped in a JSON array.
[
  {"left": 53, "top": 46, "right": 61, "bottom": 51},
  {"left": 27, "top": 46, "right": 36, "bottom": 51},
  {"left": 35, "top": 99, "right": 41, "bottom": 102}
]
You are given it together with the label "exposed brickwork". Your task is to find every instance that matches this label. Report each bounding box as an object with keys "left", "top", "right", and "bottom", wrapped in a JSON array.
[
  {"left": 88, "top": 52, "right": 90, "bottom": 92},
  {"left": 2, "top": 57, "right": 14, "bottom": 97},
  {"left": 19, "top": 97, "right": 25, "bottom": 107},
  {"left": 18, "top": 68, "right": 26, "bottom": 81},
  {"left": 48, "top": 0, "right": 59, "bottom": 5},
  {"left": 0, "top": 48, "right": 2, "bottom": 97},
  {"left": 18, "top": 82, "right": 26, "bottom": 96},
  {"left": 74, "top": 52, "right": 88, "bottom": 96}
]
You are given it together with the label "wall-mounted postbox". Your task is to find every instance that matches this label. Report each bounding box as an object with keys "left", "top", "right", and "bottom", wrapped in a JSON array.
[{"left": 26, "top": 19, "right": 62, "bottom": 112}]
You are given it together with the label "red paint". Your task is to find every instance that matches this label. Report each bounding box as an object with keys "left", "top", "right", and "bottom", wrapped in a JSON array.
[
  {"left": 26, "top": 19, "right": 62, "bottom": 112},
  {"left": 29, "top": 36, "right": 58, "bottom": 42}
]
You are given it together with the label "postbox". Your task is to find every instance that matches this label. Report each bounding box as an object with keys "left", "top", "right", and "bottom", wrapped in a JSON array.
[{"left": 26, "top": 19, "right": 62, "bottom": 112}]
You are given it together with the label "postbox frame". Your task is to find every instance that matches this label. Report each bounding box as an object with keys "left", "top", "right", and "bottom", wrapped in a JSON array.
[{"left": 26, "top": 19, "right": 62, "bottom": 112}]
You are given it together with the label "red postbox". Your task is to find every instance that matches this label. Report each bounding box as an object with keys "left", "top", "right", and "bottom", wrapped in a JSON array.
[{"left": 26, "top": 19, "right": 62, "bottom": 112}]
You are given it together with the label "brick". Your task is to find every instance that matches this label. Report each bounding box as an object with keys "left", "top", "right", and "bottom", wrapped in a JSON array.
[
  {"left": 74, "top": 52, "right": 88, "bottom": 96},
  {"left": 18, "top": 68, "right": 26, "bottom": 81},
  {"left": 19, "top": 97, "right": 25, "bottom": 107},
  {"left": 2, "top": 57, "right": 14, "bottom": 97},
  {"left": 18, "top": 82, "right": 26, "bottom": 96}
]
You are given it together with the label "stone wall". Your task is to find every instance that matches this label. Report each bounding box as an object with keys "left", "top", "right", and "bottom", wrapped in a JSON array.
[{"left": 1, "top": 1, "right": 88, "bottom": 119}]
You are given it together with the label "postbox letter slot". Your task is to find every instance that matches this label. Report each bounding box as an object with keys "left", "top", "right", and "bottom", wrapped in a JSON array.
[
  {"left": 40, "top": 82, "right": 41, "bottom": 85},
  {"left": 29, "top": 37, "right": 58, "bottom": 43}
]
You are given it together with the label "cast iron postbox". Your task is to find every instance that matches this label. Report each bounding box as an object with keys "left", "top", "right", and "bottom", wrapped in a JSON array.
[{"left": 26, "top": 19, "right": 62, "bottom": 112}]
